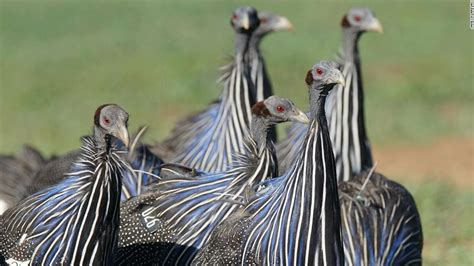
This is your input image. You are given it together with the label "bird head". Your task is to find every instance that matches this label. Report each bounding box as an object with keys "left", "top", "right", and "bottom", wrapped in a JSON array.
[
  {"left": 230, "top": 6, "right": 260, "bottom": 34},
  {"left": 341, "top": 8, "right": 383, "bottom": 34},
  {"left": 306, "top": 60, "right": 345, "bottom": 93},
  {"left": 93, "top": 104, "right": 130, "bottom": 149},
  {"left": 252, "top": 96, "right": 309, "bottom": 125},
  {"left": 253, "top": 11, "right": 293, "bottom": 37}
]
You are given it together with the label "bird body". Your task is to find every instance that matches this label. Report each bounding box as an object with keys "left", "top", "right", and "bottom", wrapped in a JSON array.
[
  {"left": 194, "top": 61, "right": 345, "bottom": 265},
  {"left": 277, "top": 9, "right": 382, "bottom": 181},
  {"left": 155, "top": 9, "right": 293, "bottom": 172},
  {"left": 0, "top": 104, "right": 130, "bottom": 265},
  {"left": 339, "top": 170, "right": 423, "bottom": 265},
  {"left": 119, "top": 143, "right": 163, "bottom": 200},
  {"left": 277, "top": 8, "right": 423, "bottom": 264},
  {"left": 116, "top": 96, "right": 309, "bottom": 265},
  {"left": 153, "top": 7, "right": 260, "bottom": 173}
]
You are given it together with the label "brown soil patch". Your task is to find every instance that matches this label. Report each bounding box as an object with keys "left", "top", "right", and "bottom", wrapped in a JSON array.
[{"left": 373, "top": 137, "right": 474, "bottom": 189}]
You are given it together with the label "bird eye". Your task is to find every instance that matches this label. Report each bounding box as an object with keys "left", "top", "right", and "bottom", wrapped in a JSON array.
[
  {"left": 353, "top": 15, "right": 361, "bottom": 22},
  {"left": 103, "top": 117, "right": 111, "bottom": 126},
  {"left": 231, "top": 14, "right": 238, "bottom": 20},
  {"left": 316, "top": 68, "right": 324, "bottom": 75},
  {"left": 260, "top": 17, "right": 268, "bottom": 23},
  {"left": 276, "top": 106, "right": 285, "bottom": 113}
]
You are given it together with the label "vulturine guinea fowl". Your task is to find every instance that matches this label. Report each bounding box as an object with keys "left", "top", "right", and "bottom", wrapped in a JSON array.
[
  {"left": 278, "top": 8, "right": 424, "bottom": 264},
  {"left": 194, "top": 61, "right": 345, "bottom": 265},
  {"left": 116, "top": 96, "right": 309, "bottom": 265},
  {"left": 154, "top": 7, "right": 290, "bottom": 172},
  {"left": 277, "top": 8, "right": 382, "bottom": 180},
  {"left": 0, "top": 104, "right": 130, "bottom": 264}
]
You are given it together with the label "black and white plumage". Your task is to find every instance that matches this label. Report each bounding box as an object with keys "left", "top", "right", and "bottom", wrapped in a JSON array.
[
  {"left": 116, "top": 96, "right": 309, "bottom": 265},
  {"left": 20, "top": 128, "right": 162, "bottom": 202},
  {"left": 0, "top": 104, "right": 130, "bottom": 265},
  {"left": 194, "top": 61, "right": 346, "bottom": 265},
  {"left": 120, "top": 143, "right": 163, "bottom": 200},
  {"left": 277, "top": 8, "right": 382, "bottom": 181},
  {"left": 277, "top": 8, "right": 424, "bottom": 264},
  {"left": 154, "top": 7, "right": 291, "bottom": 172},
  {"left": 339, "top": 170, "right": 423, "bottom": 265}
]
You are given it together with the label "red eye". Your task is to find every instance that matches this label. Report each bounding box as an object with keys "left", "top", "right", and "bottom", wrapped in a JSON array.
[
  {"left": 260, "top": 17, "right": 268, "bottom": 23},
  {"left": 316, "top": 68, "right": 323, "bottom": 75},
  {"left": 232, "top": 14, "right": 238, "bottom": 20},
  {"left": 276, "top": 106, "right": 285, "bottom": 113},
  {"left": 354, "top": 15, "right": 361, "bottom": 22},
  {"left": 103, "top": 117, "right": 111, "bottom": 125}
]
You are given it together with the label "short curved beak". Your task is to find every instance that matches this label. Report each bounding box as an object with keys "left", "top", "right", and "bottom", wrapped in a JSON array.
[
  {"left": 291, "top": 109, "right": 310, "bottom": 124},
  {"left": 368, "top": 18, "right": 383, "bottom": 33},
  {"left": 274, "top": 16, "right": 294, "bottom": 31},
  {"left": 330, "top": 70, "right": 346, "bottom": 87},
  {"left": 115, "top": 126, "right": 130, "bottom": 148},
  {"left": 242, "top": 14, "right": 250, "bottom": 30}
]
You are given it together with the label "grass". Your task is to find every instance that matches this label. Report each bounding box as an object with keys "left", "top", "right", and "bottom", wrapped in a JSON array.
[
  {"left": 0, "top": 0, "right": 472, "bottom": 264},
  {"left": 410, "top": 182, "right": 473, "bottom": 265}
]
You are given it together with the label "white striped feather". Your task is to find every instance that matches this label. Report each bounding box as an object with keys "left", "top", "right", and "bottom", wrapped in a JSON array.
[
  {"left": 161, "top": 53, "right": 255, "bottom": 174},
  {"left": 195, "top": 117, "right": 342, "bottom": 265},
  {"left": 150, "top": 138, "right": 274, "bottom": 264},
  {"left": 0, "top": 136, "right": 128, "bottom": 264},
  {"left": 338, "top": 172, "right": 423, "bottom": 265},
  {"left": 277, "top": 61, "right": 371, "bottom": 182}
]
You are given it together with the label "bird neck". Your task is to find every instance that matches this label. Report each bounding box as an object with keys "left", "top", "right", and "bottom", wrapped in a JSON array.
[
  {"left": 248, "top": 34, "right": 263, "bottom": 55},
  {"left": 234, "top": 32, "right": 252, "bottom": 55},
  {"left": 247, "top": 35, "right": 277, "bottom": 142},
  {"left": 328, "top": 29, "right": 373, "bottom": 181},
  {"left": 93, "top": 126, "right": 109, "bottom": 152},
  {"left": 309, "top": 86, "right": 331, "bottom": 121},
  {"left": 341, "top": 29, "right": 361, "bottom": 62},
  {"left": 250, "top": 116, "right": 273, "bottom": 153},
  {"left": 306, "top": 86, "right": 343, "bottom": 264}
]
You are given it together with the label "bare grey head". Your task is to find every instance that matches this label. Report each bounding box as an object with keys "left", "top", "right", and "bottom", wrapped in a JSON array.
[
  {"left": 341, "top": 7, "right": 383, "bottom": 33},
  {"left": 230, "top": 6, "right": 260, "bottom": 34},
  {"left": 306, "top": 60, "right": 345, "bottom": 92},
  {"left": 93, "top": 104, "right": 130, "bottom": 149},
  {"left": 251, "top": 96, "right": 309, "bottom": 125}
]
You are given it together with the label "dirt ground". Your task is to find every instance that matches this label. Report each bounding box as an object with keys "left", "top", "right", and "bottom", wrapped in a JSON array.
[{"left": 373, "top": 136, "right": 474, "bottom": 189}]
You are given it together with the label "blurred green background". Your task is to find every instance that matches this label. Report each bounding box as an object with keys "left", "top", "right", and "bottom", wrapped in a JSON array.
[{"left": 0, "top": 0, "right": 472, "bottom": 264}]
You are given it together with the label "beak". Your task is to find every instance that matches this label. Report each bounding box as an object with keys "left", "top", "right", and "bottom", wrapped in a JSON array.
[
  {"left": 330, "top": 70, "right": 346, "bottom": 86},
  {"left": 290, "top": 109, "right": 310, "bottom": 124},
  {"left": 242, "top": 14, "right": 250, "bottom": 30},
  {"left": 115, "top": 126, "right": 130, "bottom": 148},
  {"left": 274, "top": 16, "right": 293, "bottom": 31},
  {"left": 367, "top": 18, "right": 383, "bottom": 33}
]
